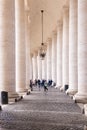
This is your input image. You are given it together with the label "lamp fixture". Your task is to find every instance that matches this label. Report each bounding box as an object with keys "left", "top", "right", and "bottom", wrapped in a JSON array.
[{"left": 39, "top": 10, "right": 46, "bottom": 60}]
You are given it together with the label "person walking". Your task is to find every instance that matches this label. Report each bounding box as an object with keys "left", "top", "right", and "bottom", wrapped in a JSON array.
[
  {"left": 37, "top": 79, "right": 41, "bottom": 91},
  {"left": 30, "top": 80, "right": 33, "bottom": 91},
  {"left": 44, "top": 80, "right": 48, "bottom": 92}
]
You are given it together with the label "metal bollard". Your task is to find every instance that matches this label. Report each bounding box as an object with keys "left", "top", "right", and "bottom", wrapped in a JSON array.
[{"left": 1, "top": 91, "right": 8, "bottom": 104}]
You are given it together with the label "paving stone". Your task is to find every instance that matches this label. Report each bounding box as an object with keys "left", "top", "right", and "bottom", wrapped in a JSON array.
[{"left": 0, "top": 87, "right": 87, "bottom": 130}]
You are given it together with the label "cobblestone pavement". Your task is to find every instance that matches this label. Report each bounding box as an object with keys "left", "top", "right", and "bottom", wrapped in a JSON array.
[{"left": 0, "top": 87, "right": 87, "bottom": 130}]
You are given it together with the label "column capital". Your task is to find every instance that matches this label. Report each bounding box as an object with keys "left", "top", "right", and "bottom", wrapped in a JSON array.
[
  {"left": 52, "top": 30, "right": 57, "bottom": 37},
  {"left": 47, "top": 37, "right": 52, "bottom": 43},
  {"left": 37, "top": 48, "right": 41, "bottom": 56},
  {"left": 30, "top": 53, "right": 33, "bottom": 58},
  {"left": 28, "top": 15, "right": 31, "bottom": 24},
  {"left": 24, "top": 0, "right": 30, "bottom": 11},
  {"left": 63, "top": 6, "right": 69, "bottom": 13},
  {"left": 25, "top": 11, "right": 31, "bottom": 24},
  {"left": 33, "top": 50, "right": 38, "bottom": 57},
  {"left": 25, "top": 9, "right": 30, "bottom": 14},
  {"left": 57, "top": 20, "right": 63, "bottom": 29}
]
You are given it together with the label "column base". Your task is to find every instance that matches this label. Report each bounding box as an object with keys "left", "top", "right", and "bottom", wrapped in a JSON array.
[
  {"left": 8, "top": 92, "right": 22, "bottom": 103},
  {"left": 17, "top": 88, "right": 27, "bottom": 93},
  {"left": 8, "top": 92, "right": 19, "bottom": 98},
  {"left": 60, "top": 87, "right": 64, "bottom": 91},
  {"left": 60, "top": 85, "right": 69, "bottom": 92},
  {"left": 55, "top": 85, "right": 58, "bottom": 88},
  {"left": 66, "top": 89, "right": 77, "bottom": 96},
  {"left": 25, "top": 85, "right": 31, "bottom": 94},
  {"left": 17, "top": 89, "right": 29, "bottom": 96},
  {"left": 73, "top": 93, "right": 87, "bottom": 103},
  {"left": 55, "top": 85, "right": 61, "bottom": 89},
  {"left": 27, "top": 88, "right": 31, "bottom": 95},
  {"left": 84, "top": 104, "right": 87, "bottom": 116}
]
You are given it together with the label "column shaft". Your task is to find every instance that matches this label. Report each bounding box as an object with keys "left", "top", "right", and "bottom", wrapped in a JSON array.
[
  {"left": 67, "top": 0, "right": 78, "bottom": 95},
  {"left": 42, "top": 57, "right": 47, "bottom": 80},
  {"left": 15, "top": 0, "right": 26, "bottom": 92},
  {"left": 32, "top": 52, "right": 38, "bottom": 80},
  {"left": 0, "top": 0, "right": 17, "bottom": 98},
  {"left": 25, "top": 12, "right": 31, "bottom": 90},
  {"left": 52, "top": 32, "right": 57, "bottom": 83},
  {"left": 61, "top": 7, "right": 69, "bottom": 90},
  {"left": 74, "top": 0, "right": 87, "bottom": 103},
  {"left": 47, "top": 39, "right": 52, "bottom": 81},
  {"left": 37, "top": 52, "right": 42, "bottom": 80},
  {"left": 56, "top": 21, "right": 63, "bottom": 88},
  {"left": 29, "top": 54, "right": 33, "bottom": 80}
]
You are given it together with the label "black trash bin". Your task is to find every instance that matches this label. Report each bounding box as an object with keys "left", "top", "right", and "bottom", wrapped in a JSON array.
[
  {"left": 64, "top": 85, "right": 69, "bottom": 91},
  {"left": 1, "top": 91, "right": 8, "bottom": 104}
]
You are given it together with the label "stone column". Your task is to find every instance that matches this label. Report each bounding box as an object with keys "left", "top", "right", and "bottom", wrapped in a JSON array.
[
  {"left": 52, "top": 31, "right": 57, "bottom": 83},
  {"left": 47, "top": 38, "right": 52, "bottom": 81},
  {"left": 15, "top": 0, "right": 26, "bottom": 93},
  {"left": 60, "top": 6, "right": 69, "bottom": 91},
  {"left": 37, "top": 51, "right": 42, "bottom": 80},
  {"left": 42, "top": 56, "right": 47, "bottom": 80},
  {"left": 74, "top": 0, "right": 87, "bottom": 103},
  {"left": 30, "top": 54, "right": 33, "bottom": 80},
  {"left": 0, "top": 0, "right": 18, "bottom": 98},
  {"left": 25, "top": 11, "right": 31, "bottom": 90},
  {"left": 66, "top": 0, "right": 78, "bottom": 95},
  {"left": 56, "top": 21, "right": 63, "bottom": 88},
  {"left": 45, "top": 56, "right": 47, "bottom": 80},
  {"left": 32, "top": 52, "right": 38, "bottom": 80}
]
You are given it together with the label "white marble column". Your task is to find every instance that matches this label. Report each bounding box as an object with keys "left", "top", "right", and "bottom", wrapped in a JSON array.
[
  {"left": 25, "top": 11, "right": 31, "bottom": 90},
  {"left": 60, "top": 6, "right": 69, "bottom": 91},
  {"left": 15, "top": 0, "right": 26, "bottom": 93},
  {"left": 0, "top": 0, "right": 18, "bottom": 98},
  {"left": 37, "top": 51, "right": 42, "bottom": 80},
  {"left": 52, "top": 31, "right": 57, "bottom": 83},
  {"left": 32, "top": 52, "right": 38, "bottom": 80},
  {"left": 66, "top": 0, "right": 78, "bottom": 95},
  {"left": 74, "top": 0, "right": 87, "bottom": 103},
  {"left": 42, "top": 56, "right": 47, "bottom": 80},
  {"left": 30, "top": 54, "right": 33, "bottom": 80},
  {"left": 56, "top": 21, "right": 63, "bottom": 88},
  {"left": 47, "top": 38, "right": 52, "bottom": 81}
]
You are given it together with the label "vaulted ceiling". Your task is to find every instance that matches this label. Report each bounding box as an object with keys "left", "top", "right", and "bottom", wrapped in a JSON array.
[{"left": 27, "top": 0, "right": 69, "bottom": 53}]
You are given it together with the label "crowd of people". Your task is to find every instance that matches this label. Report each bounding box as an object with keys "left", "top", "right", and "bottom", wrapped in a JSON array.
[{"left": 30, "top": 79, "right": 56, "bottom": 92}]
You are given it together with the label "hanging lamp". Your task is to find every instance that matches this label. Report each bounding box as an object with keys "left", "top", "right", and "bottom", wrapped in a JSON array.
[{"left": 39, "top": 10, "right": 46, "bottom": 60}]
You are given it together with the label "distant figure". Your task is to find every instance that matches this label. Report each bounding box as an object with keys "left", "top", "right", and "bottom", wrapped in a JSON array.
[
  {"left": 44, "top": 80, "right": 48, "bottom": 92},
  {"left": 52, "top": 82, "right": 56, "bottom": 87},
  {"left": 35, "top": 79, "right": 37, "bottom": 86},
  {"left": 50, "top": 80, "right": 53, "bottom": 86},
  {"left": 30, "top": 80, "right": 33, "bottom": 91},
  {"left": 48, "top": 80, "right": 53, "bottom": 87},
  {"left": 37, "top": 79, "right": 41, "bottom": 90},
  {"left": 41, "top": 79, "right": 45, "bottom": 87}
]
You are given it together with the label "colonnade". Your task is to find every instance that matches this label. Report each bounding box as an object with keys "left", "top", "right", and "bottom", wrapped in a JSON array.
[
  {"left": 0, "top": 0, "right": 87, "bottom": 115},
  {"left": 31, "top": 0, "right": 87, "bottom": 114},
  {"left": 0, "top": 0, "right": 31, "bottom": 100}
]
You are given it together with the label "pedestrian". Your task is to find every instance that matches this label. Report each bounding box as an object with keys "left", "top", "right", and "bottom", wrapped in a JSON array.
[
  {"left": 30, "top": 80, "right": 33, "bottom": 91},
  {"left": 44, "top": 80, "right": 48, "bottom": 92},
  {"left": 37, "top": 79, "right": 41, "bottom": 91}
]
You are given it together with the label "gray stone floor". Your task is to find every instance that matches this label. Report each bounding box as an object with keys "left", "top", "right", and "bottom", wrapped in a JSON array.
[{"left": 0, "top": 87, "right": 87, "bottom": 130}]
